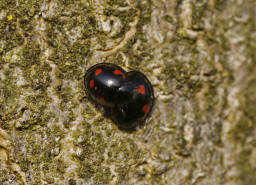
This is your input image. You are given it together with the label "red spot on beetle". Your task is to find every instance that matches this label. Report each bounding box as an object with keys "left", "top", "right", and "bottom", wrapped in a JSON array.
[
  {"left": 140, "top": 104, "right": 150, "bottom": 121},
  {"left": 142, "top": 104, "right": 149, "bottom": 113},
  {"left": 136, "top": 85, "right": 145, "bottom": 95},
  {"left": 113, "top": 70, "right": 126, "bottom": 78},
  {"left": 99, "top": 97, "right": 105, "bottom": 103},
  {"left": 95, "top": 69, "right": 102, "bottom": 76},
  {"left": 89, "top": 80, "right": 94, "bottom": 88}
]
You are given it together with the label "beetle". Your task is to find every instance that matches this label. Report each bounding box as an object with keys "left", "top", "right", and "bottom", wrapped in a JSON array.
[
  {"left": 84, "top": 63, "right": 128, "bottom": 107},
  {"left": 84, "top": 63, "right": 154, "bottom": 129},
  {"left": 111, "top": 71, "right": 154, "bottom": 128}
]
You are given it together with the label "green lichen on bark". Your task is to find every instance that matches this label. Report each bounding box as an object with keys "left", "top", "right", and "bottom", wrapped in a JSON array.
[{"left": 0, "top": 0, "right": 256, "bottom": 184}]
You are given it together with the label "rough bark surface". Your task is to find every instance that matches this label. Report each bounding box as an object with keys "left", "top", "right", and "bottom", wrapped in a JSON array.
[{"left": 0, "top": 0, "right": 255, "bottom": 185}]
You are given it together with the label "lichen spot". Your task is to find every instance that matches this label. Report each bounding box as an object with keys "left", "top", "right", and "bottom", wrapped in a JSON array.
[
  {"left": 95, "top": 69, "right": 102, "bottom": 76},
  {"left": 7, "top": 15, "right": 13, "bottom": 21},
  {"left": 136, "top": 85, "right": 145, "bottom": 95},
  {"left": 113, "top": 69, "right": 126, "bottom": 79}
]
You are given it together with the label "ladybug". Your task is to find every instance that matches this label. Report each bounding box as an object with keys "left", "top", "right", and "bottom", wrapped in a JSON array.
[
  {"left": 111, "top": 71, "right": 154, "bottom": 128},
  {"left": 84, "top": 63, "right": 154, "bottom": 129},
  {"left": 84, "top": 63, "right": 128, "bottom": 107}
]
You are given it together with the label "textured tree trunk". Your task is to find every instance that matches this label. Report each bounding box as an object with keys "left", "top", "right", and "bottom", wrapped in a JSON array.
[{"left": 0, "top": 0, "right": 255, "bottom": 184}]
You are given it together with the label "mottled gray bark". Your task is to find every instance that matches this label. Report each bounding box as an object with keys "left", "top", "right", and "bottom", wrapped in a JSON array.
[{"left": 0, "top": 0, "right": 255, "bottom": 184}]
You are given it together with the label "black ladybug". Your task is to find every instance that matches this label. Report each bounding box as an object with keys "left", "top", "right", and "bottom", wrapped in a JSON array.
[
  {"left": 84, "top": 63, "right": 154, "bottom": 129},
  {"left": 84, "top": 63, "right": 128, "bottom": 107},
  {"left": 111, "top": 71, "right": 154, "bottom": 128}
]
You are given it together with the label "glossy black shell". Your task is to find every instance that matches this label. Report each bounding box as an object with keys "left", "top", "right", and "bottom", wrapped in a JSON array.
[
  {"left": 111, "top": 71, "right": 154, "bottom": 128},
  {"left": 84, "top": 63, "right": 128, "bottom": 107},
  {"left": 84, "top": 63, "right": 154, "bottom": 129}
]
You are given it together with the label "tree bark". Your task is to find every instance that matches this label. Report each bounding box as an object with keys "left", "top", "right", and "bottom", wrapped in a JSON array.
[{"left": 0, "top": 0, "right": 255, "bottom": 184}]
